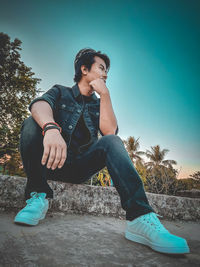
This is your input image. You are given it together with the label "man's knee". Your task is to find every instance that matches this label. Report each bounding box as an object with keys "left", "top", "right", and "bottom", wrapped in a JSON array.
[
  {"left": 100, "top": 134, "right": 123, "bottom": 147},
  {"left": 20, "top": 116, "right": 43, "bottom": 148}
]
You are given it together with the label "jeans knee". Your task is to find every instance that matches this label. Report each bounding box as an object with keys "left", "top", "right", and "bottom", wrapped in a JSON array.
[
  {"left": 20, "top": 116, "right": 43, "bottom": 151},
  {"left": 100, "top": 134, "right": 123, "bottom": 148},
  {"left": 102, "top": 134, "right": 122, "bottom": 141}
]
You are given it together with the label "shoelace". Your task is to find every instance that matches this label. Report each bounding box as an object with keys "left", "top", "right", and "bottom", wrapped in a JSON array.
[
  {"left": 26, "top": 192, "right": 43, "bottom": 206},
  {"left": 141, "top": 212, "right": 169, "bottom": 233}
]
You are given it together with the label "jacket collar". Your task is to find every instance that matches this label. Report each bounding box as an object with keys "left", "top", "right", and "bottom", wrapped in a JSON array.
[{"left": 71, "top": 83, "right": 98, "bottom": 102}]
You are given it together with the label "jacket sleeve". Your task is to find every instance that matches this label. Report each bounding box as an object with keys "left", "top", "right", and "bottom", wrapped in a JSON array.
[{"left": 28, "top": 84, "right": 61, "bottom": 112}]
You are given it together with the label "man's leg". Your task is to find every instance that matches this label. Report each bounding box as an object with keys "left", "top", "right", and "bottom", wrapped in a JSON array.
[
  {"left": 61, "top": 134, "right": 155, "bottom": 220},
  {"left": 19, "top": 116, "right": 79, "bottom": 200},
  {"left": 15, "top": 116, "right": 77, "bottom": 226},
  {"left": 19, "top": 116, "right": 55, "bottom": 200},
  {"left": 63, "top": 135, "right": 189, "bottom": 254}
]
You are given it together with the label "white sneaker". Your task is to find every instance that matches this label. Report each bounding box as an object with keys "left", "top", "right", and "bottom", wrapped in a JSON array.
[{"left": 125, "top": 212, "right": 190, "bottom": 254}]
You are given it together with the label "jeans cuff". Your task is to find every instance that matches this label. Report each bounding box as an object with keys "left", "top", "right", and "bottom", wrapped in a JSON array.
[
  {"left": 25, "top": 189, "right": 54, "bottom": 200},
  {"left": 126, "top": 208, "right": 155, "bottom": 221}
]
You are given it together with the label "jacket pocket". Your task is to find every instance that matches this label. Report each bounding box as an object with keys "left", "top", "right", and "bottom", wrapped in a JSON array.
[{"left": 56, "top": 103, "right": 75, "bottom": 125}]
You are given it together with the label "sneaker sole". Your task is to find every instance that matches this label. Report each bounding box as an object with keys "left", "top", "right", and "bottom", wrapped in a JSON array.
[
  {"left": 125, "top": 230, "right": 190, "bottom": 254},
  {"left": 14, "top": 211, "right": 47, "bottom": 226}
]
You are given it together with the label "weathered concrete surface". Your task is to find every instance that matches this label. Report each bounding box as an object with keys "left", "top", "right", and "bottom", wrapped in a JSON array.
[
  {"left": 1, "top": 175, "right": 200, "bottom": 221},
  {"left": 0, "top": 211, "right": 200, "bottom": 267}
]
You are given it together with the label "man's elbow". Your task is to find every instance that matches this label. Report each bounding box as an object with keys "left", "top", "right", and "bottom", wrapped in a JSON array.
[
  {"left": 31, "top": 100, "right": 52, "bottom": 113},
  {"left": 100, "top": 126, "right": 118, "bottom": 136}
]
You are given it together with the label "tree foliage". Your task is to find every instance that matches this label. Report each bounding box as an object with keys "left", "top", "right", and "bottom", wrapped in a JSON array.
[
  {"left": 122, "top": 136, "right": 199, "bottom": 195},
  {"left": 0, "top": 32, "right": 41, "bottom": 172},
  {"left": 123, "top": 136, "right": 146, "bottom": 163},
  {"left": 189, "top": 171, "right": 200, "bottom": 182},
  {"left": 145, "top": 145, "right": 177, "bottom": 169}
]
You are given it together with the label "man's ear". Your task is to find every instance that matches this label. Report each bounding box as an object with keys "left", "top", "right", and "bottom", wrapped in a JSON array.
[{"left": 81, "top": 65, "right": 88, "bottom": 75}]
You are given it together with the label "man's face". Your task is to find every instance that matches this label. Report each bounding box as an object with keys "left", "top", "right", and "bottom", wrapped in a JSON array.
[{"left": 82, "top": 56, "right": 108, "bottom": 84}]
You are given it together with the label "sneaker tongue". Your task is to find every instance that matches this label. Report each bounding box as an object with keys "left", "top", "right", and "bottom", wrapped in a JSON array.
[
  {"left": 38, "top": 193, "right": 47, "bottom": 198},
  {"left": 30, "top": 192, "right": 47, "bottom": 199},
  {"left": 30, "top": 192, "right": 37, "bottom": 197}
]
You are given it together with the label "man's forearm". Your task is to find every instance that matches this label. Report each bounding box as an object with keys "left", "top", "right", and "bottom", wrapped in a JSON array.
[
  {"left": 31, "top": 101, "right": 55, "bottom": 129},
  {"left": 99, "top": 91, "right": 118, "bottom": 135}
]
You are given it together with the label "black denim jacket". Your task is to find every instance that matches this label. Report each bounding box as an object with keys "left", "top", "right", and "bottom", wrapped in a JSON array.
[{"left": 29, "top": 83, "right": 119, "bottom": 155}]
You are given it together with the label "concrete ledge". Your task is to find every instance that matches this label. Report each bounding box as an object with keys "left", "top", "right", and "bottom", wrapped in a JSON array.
[
  {"left": 0, "top": 175, "right": 200, "bottom": 221},
  {"left": 176, "top": 189, "right": 200, "bottom": 198}
]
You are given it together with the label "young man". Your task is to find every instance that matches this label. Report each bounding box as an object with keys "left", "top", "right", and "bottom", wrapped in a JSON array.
[{"left": 14, "top": 48, "right": 190, "bottom": 254}]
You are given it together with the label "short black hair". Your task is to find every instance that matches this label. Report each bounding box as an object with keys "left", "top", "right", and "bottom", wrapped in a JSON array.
[{"left": 73, "top": 48, "right": 110, "bottom": 83}]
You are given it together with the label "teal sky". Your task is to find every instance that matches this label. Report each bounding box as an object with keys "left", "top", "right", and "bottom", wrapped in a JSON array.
[{"left": 1, "top": 0, "right": 199, "bottom": 178}]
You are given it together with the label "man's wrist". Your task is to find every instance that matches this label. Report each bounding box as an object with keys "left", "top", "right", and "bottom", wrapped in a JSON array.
[
  {"left": 44, "top": 128, "right": 61, "bottom": 135},
  {"left": 100, "top": 90, "right": 110, "bottom": 97},
  {"left": 42, "top": 123, "right": 62, "bottom": 136}
]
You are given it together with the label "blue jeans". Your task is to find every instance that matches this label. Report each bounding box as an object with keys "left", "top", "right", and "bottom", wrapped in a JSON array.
[{"left": 19, "top": 116, "right": 155, "bottom": 221}]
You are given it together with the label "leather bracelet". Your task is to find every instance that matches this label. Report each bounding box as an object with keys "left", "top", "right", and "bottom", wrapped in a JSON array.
[
  {"left": 42, "top": 122, "right": 60, "bottom": 131},
  {"left": 42, "top": 125, "right": 62, "bottom": 136}
]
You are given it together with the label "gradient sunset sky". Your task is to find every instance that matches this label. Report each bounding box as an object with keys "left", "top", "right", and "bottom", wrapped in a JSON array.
[{"left": 1, "top": 0, "right": 199, "bottom": 178}]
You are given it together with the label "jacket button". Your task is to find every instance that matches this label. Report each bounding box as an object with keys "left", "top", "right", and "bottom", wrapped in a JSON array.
[
  {"left": 68, "top": 125, "right": 73, "bottom": 129},
  {"left": 61, "top": 104, "right": 66, "bottom": 108},
  {"left": 96, "top": 112, "right": 99, "bottom": 115},
  {"left": 77, "top": 109, "right": 81, "bottom": 113}
]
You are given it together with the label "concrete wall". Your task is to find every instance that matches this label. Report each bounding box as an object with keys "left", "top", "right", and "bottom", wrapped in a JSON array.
[
  {"left": 0, "top": 175, "right": 199, "bottom": 221},
  {"left": 176, "top": 189, "right": 200, "bottom": 198}
]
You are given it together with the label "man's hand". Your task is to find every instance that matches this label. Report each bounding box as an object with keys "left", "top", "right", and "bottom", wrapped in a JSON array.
[
  {"left": 89, "top": 77, "right": 109, "bottom": 96},
  {"left": 41, "top": 129, "right": 67, "bottom": 170}
]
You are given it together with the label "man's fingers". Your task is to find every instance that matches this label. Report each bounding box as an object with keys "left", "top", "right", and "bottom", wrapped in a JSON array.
[
  {"left": 41, "top": 132, "right": 67, "bottom": 169},
  {"left": 51, "top": 146, "right": 62, "bottom": 170},
  {"left": 58, "top": 147, "right": 67, "bottom": 168},
  {"left": 47, "top": 146, "right": 56, "bottom": 169},
  {"left": 41, "top": 145, "right": 50, "bottom": 165}
]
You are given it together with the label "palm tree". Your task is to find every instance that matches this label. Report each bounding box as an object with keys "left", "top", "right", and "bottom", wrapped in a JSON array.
[
  {"left": 143, "top": 145, "right": 179, "bottom": 194},
  {"left": 189, "top": 171, "right": 200, "bottom": 189},
  {"left": 123, "top": 136, "right": 146, "bottom": 164},
  {"left": 144, "top": 145, "right": 177, "bottom": 170},
  {"left": 189, "top": 171, "right": 200, "bottom": 182}
]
